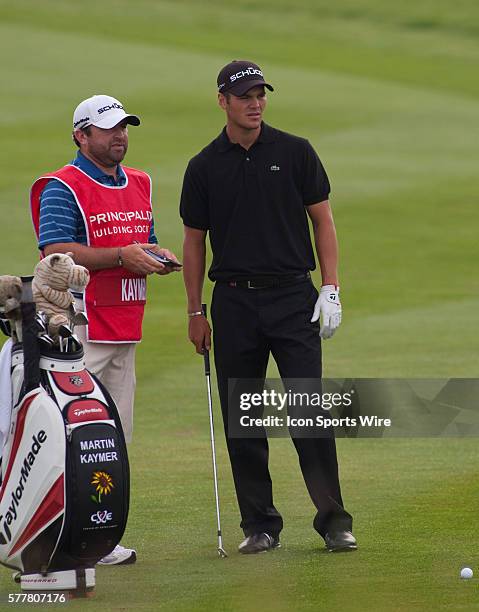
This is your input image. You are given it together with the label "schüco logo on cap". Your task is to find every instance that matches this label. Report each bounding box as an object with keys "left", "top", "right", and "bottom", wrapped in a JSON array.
[
  {"left": 230, "top": 67, "right": 263, "bottom": 82},
  {"left": 97, "top": 102, "right": 124, "bottom": 115}
]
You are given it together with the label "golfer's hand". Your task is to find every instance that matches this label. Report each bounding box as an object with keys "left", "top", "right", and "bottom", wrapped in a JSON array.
[
  {"left": 189, "top": 315, "right": 211, "bottom": 354},
  {"left": 120, "top": 243, "right": 165, "bottom": 275},
  {"left": 311, "top": 285, "right": 342, "bottom": 339},
  {"left": 144, "top": 244, "right": 181, "bottom": 275}
]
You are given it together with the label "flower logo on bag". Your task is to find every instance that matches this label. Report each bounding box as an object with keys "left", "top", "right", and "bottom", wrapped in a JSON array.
[{"left": 90, "top": 471, "right": 114, "bottom": 504}]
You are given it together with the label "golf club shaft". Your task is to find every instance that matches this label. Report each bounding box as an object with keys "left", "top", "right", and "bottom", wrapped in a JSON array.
[
  {"left": 202, "top": 303, "right": 225, "bottom": 552},
  {"left": 205, "top": 370, "right": 224, "bottom": 546}
]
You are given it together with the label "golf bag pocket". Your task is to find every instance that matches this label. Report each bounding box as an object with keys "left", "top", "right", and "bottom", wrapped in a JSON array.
[
  {"left": 50, "top": 370, "right": 95, "bottom": 396},
  {"left": 0, "top": 388, "right": 66, "bottom": 572},
  {"left": 60, "top": 417, "right": 129, "bottom": 562}
]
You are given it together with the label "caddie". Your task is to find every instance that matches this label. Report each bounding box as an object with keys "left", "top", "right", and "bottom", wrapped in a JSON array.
[{"left": 30, "top": 94, "right": 180, "bottom": 565}]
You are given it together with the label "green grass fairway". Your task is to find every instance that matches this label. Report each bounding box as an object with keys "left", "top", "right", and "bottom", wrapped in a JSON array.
[{"left": 1, "top": 1, "right": 478, "bottom": 610}]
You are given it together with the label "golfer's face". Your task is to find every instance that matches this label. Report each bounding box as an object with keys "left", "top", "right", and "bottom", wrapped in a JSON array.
[
  {"left": 84, "top": 120, "right": 129, "bottom": 167},
  {"left": 224, "top": 86, "right": 267, "bottom": 130}
]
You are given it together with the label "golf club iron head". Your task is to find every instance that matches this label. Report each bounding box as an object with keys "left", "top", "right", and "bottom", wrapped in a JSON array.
[
  {"left": 70, "top": 334, "right": 82, "bottom": 352},
  {"left": 0, "top": 316, "right": 11, "bottom": 338},
  {"left": 58, "top": 324, "right": 73, "bottom": 352},
  {"left": 36, "top": 311, "right": 48, "bottom": 324},
  {"left": 217, "top": 547, "right": 228, "bottom": 558},
  {"left": 35, "top": 315, "right": 47, "bottom": 333},
  {"left": 58, "top": 324, "right": 73, "bottom": 338},
  {"left": 38, "top": 335, "right": 55, "bottom": 349}
]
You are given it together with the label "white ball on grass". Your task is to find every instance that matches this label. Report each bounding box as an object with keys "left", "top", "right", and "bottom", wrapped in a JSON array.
[{"left": 460, "top": 567, "right": 473, "bottom": 579}]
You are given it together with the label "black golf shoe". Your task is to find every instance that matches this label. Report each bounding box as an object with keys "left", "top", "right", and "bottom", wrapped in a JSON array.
[
  {"left": 238, "top": 533, "right": 281, "bottom": 554},
  {"left": 324, "top": 530, "right": 357, "bottom": 552}
]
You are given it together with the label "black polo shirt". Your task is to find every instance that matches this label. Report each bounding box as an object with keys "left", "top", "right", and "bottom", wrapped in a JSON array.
[{"left": 180, "top": 122, "right": 330, "bottom": 281}]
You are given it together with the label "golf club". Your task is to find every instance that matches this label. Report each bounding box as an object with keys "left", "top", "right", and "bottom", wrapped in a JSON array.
[
  {"left": 0, "top": 315, "right": 11, "bottom": 337},
  {"left": 38, "top": 334, "right": 55, "bottom": 349},
  {"left": 70, "top": 333, "right": 82, "bottom": 352},
  {"left": 35, "top": 312, "right": 47, "bottom": 334},
  {"left": 202, "top": 303, "right": 228, "bottom": 559},
  {"left": 58, "top": 323, "right": 73, "bottom": 353}
]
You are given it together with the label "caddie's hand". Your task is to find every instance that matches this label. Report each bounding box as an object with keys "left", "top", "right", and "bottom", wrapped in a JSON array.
[
  {"left": 144, "top": 244, "right": 181, "bottom": 275},
  {"left": 188, "top": 314, "right": 212, "bottom": 355},
  {"left": 310, "top": 284, "right": 342, "bottom": 340},
  {"left": 120, "top": 244, "right": 165, "bottom": 275}
]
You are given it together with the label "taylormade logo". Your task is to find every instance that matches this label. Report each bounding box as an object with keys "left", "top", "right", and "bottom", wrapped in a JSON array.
[
  {"left": 73, "top": 116, "right": 90, "bottom": 128},
  {"left": 74, "top": 407, "right": 103, "bottom": 418},
  {"left": 0, "top": 431, "right": 47, "bottom": 545},
  {"left": 230, "top": 67, "right": 263, "bottom": 82}
]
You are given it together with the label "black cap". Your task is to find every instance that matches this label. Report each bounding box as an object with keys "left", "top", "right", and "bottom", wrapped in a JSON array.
[{"left": 217, "top": 60, "right": 274, "bottom": 96}]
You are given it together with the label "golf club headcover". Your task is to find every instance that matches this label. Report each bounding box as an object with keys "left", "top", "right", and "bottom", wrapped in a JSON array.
[
  {"left": 0, "top": 275, "right": 23, "bottom": 342},
  {"left": 32, "top": 252, "right": 89, "bottom": 344}
]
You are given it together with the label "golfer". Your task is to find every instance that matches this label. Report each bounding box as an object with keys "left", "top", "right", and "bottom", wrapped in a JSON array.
[
  {"left": 180, "top": 61, "right": 356, "bottom": 554},
  {"left": 31, "top": 94, "right": 179, "bottom": 565}
]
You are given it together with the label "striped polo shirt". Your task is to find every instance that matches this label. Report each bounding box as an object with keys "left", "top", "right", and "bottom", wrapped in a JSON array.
[{"left": 38, "top": 151, "right": 157, "bottom": 248}]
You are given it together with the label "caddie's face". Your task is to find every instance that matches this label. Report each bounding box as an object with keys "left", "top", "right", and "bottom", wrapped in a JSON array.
[
  {"left": 219, "top": 86, "right": 267, "bottom": 130},
  {"left": 75, "top": 119, "right": 129, "bottom": 167}
]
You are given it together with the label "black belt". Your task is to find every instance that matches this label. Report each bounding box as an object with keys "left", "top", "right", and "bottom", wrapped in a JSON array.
[{"left": 224, "top": 272, "right": 310, "bottom": 290}]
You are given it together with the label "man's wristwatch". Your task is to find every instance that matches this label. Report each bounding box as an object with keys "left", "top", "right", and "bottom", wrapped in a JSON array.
[
  {"left": 188, "top": 311, "right": 203, "bottom": 318},
  {"left": 118, "top": 247, "right": 123, "bottom": 267}
]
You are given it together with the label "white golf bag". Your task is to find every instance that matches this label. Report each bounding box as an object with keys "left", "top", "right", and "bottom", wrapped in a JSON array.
[{"left": 0, "top": 278, "right": 130, "bottom": 594}]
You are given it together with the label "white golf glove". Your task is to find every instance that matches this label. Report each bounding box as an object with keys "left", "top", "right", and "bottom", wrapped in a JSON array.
[{"left": 310, "top": 285, "right": 342, "bottom": 340}]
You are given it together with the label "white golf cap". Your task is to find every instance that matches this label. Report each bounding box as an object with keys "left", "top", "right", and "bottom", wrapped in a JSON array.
[{"left": 72, "top": 94, "right": 140, "bottom": 131}]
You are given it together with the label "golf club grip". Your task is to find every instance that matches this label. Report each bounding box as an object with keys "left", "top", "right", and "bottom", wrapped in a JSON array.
[
  {"left": 203, "top": 349, "right": 210, "bottom": 374},
  {"left": 202, "top": 303, "right": 210, "bottom": 374}
]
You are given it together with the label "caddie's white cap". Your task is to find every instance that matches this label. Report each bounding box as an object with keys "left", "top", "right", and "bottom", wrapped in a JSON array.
[{"left": 72, "top": 94, "right": 140, "bottom": 131}]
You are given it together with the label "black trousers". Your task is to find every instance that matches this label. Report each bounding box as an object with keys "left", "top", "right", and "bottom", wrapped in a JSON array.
[{"left": 211, "top": 278, "right": 353, "bottom": 538}]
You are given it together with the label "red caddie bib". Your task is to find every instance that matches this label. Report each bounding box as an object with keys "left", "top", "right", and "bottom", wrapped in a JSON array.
[{"left": 31, "top": 164, "right": 153, "bottom": 343}]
